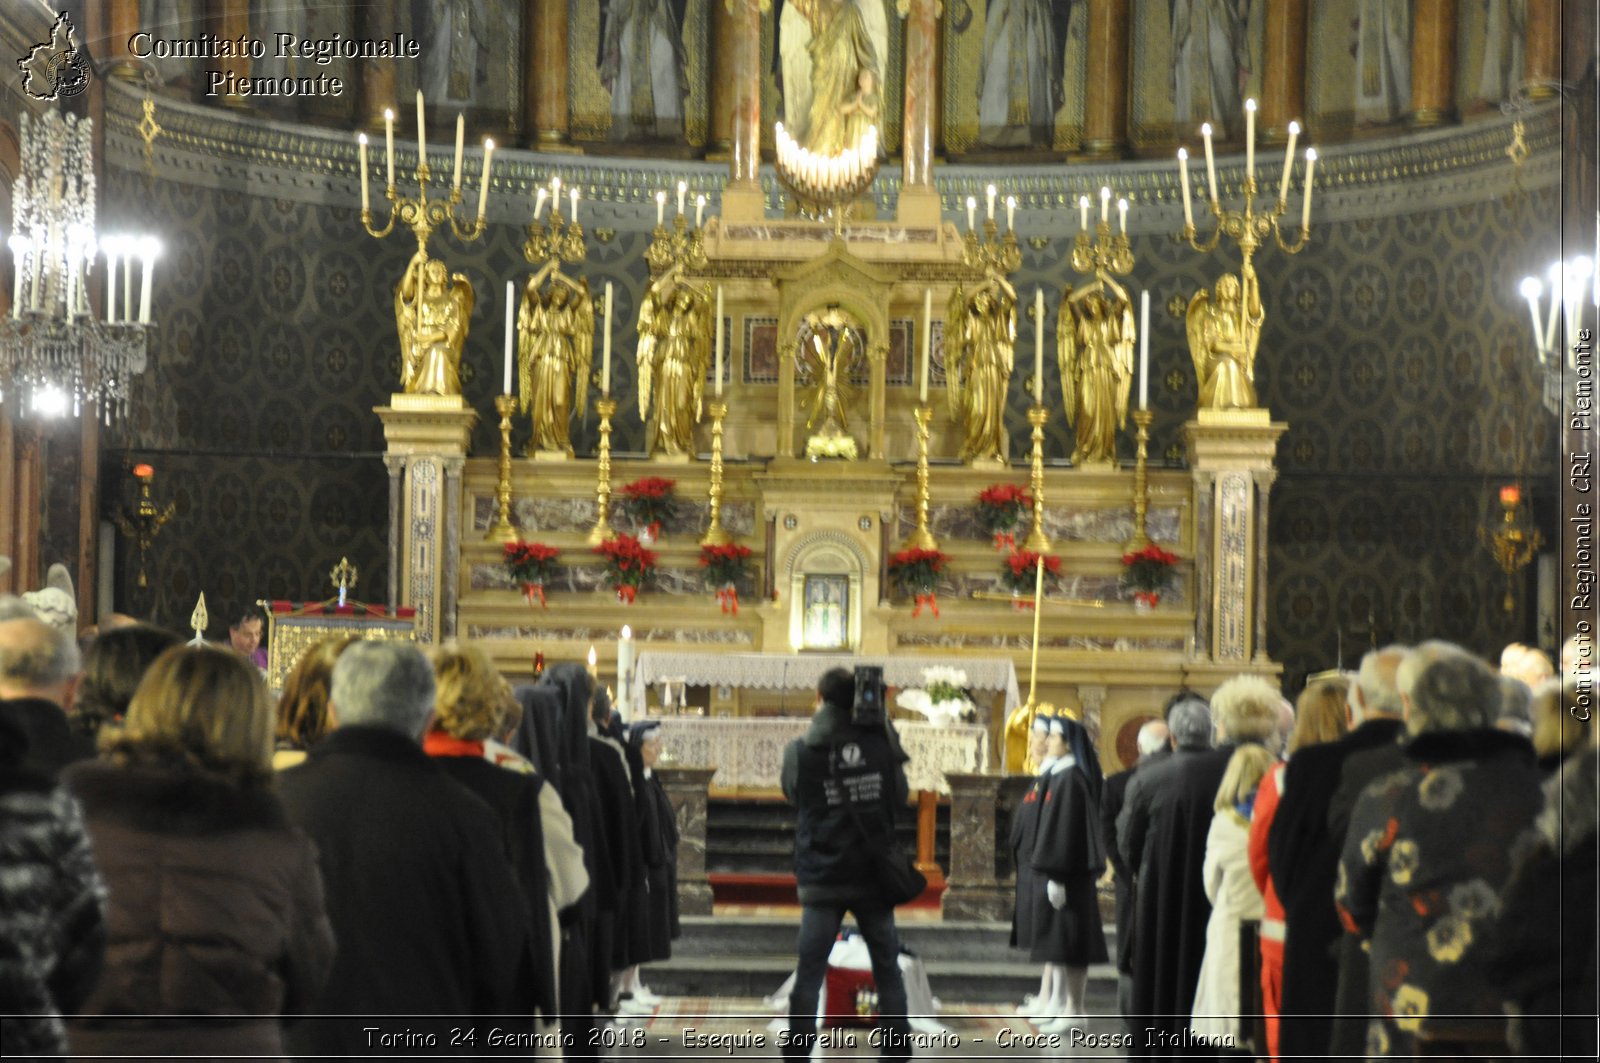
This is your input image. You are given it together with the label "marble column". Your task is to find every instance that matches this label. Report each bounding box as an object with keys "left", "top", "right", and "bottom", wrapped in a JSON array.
[
  {"left": 657, "top": 766, "right": 718, "bottom": 915},
  {"left": 358, "top": 0, "right": 399, "bottom": 128},
  {"left": 1409, "top": 0, "right": 1458, "bottom": 128},
  {"left": 384, "top": 456, "right": 403, "bottom": 610},
  {"left": 1523, "top": 0, "right": 1559, "bottom": 100},
  {"left": 941, "top": 772, "right": 1011, "bottom": 921},
  {"left": 1082, "top": 0, "right": 1130, "bottom": 158},
  {"left": 1252, "top": 470, "right": 1276, "bottom": 663},
  {"left": 901, "top": 0, "right": 939, "bottom": 188},
  {"left": 723, "top": 0, "right": 764, "bottom": 220},
  {"left": 527, "top": 0, "right": 570, "bottom": 147},
  {"left": 210, "top": 0, "right": 252, "bottom": 108},
  {"left": 708, "top": 0, "right": 738, "bottom": 155},
  {"left": 1259, "top": 0, "right": 1307, "bottom": 141}
]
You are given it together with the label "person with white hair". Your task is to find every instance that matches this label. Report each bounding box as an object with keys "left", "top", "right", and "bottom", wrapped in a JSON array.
[{"left": 0, "top": 615, "right": 93, "bottom": 775}]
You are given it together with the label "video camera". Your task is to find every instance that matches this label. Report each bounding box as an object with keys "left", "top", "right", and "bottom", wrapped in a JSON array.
[{"left": 851, "top": 665, "right": 886, "bottom": 728}]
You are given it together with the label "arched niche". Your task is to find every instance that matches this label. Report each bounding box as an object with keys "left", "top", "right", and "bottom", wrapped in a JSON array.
[{"left": 783, "top": 531, "right": 870, "bottom": 654}]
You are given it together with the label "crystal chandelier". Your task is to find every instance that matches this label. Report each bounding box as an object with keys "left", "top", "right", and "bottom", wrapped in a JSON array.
[
  {"left": 1520, "top": 256, "right": 1595, "bottom": 415},
  {"left": 0, "top": 109, "right": 158, "bottom": 421}
]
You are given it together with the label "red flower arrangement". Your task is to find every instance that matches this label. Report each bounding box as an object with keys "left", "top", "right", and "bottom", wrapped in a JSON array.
[
  {"left": 617, "top": 477, "right": 676, "bottom": 540},
  {"left": 1001, "top": 550, "right": 1062, "bottom": 604},
  {"left": 976, "top": 483, "right": 1034, "bottom": 550},
  {"left": 699, "top": 542, "right": 753, "bottom": 614},
  {"left": 503, "top": 541, "right": 560, "bottom": 607},
  {"left": 1121, "top": 543, "right": 1181, "bottom": 607},
  {"left": 888, "top": 547, "right": 950, "bottom": 618},
  {"left": 594, "top": 533, "right": 658, "bottom": 603}
]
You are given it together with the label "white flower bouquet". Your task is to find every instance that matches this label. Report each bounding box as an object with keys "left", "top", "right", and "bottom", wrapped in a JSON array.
[{"left": 895, "top": 666, "right": 976, "bottom": 724}]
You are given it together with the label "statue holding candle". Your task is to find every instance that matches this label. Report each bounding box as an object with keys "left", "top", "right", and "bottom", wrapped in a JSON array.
[
  {"left": 518, "top": 263, "right": 594, "bottom": 455},
  {"left": 395, "top": 250, "right": 474, "bottom": 396},
  {"left": 946, "top": 276, "right": 1017, "bottom": 466},
  {"left": 1185, "top": 269, "right": 1262, "bottom": 410},
  {"left": 636, "top": 266, "right": 712, "bottom": 458},
  {"left": 1057, "top": 276, "right": 1134, "bottom": 466}
]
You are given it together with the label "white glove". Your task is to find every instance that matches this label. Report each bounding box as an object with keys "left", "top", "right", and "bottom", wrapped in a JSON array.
[{"left": 1047, "top": 880, "right": 1066, "bottom": 909}]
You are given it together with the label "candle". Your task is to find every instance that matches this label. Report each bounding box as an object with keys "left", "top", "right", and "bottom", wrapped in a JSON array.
[
  {"left": 587, "top": 645, "right": 597, "bottom": 674},
  {"left": 965, "top": 196, "right": 976, "bottom": 230},
  {"left": 1279, "top": 120, "right": 1300, "bottom": 205},
  {"left": 534, "top": 187, "right": 548, "bottom": 221},
  {"left": 1301, "top": 148, "right": 1316, "bottom": 231},
  {"left": 1500, "top": 485, "right": 1522, "bottom": 508},
  {"left": 714, "top": 285, "right": 724, "bottom": 397},
  {"left": 1139, "top": 290, "right": 1150, "bottom": 410},
  {"left": 415, "top": 91, "right": 426, "bottom": 168},
  {"left": 920, "top": 288, "right": 932, "bottom": 402},
  {"left": 358, "top": 133, "right": 370, "bottom": 214},
  {"left": 986, "top": 183, "right": 996, "bottom": 221},
  {"left": 603, "top": 282, "right": 613, "bottom": 396},
  {"left": 695, "top": 194, "right": 706, "bottom": 228},
  {"left": 550, "top": 176, "right": 561, "bottom": 219},
  {"left": 1521, "top": 278, "right": 1545, "bottom": 353},
  {"left": 617, "top": 625, "right": 635, "bottom": 718},
  {"left": 1545, "top": 263, "right": 1563, "bottom": 352},
  {"left": 569, "top": 187, "right": 579, "bottom": 224},
  {"left": 677, "top": 180, "right": 686, "bottom": 216},
  {"left": 1117, "top": 198, "right": 1128, "bottom": 234},
  {"left": 1033, "top": 288, "right": 1045, "bottom": 404},
  {"left": 102, "top": 244, "right": 114, "bottom": 322},
  {"left": 1201, "top": 122, "right": 1218, "bottom": 205},
  {"left": 1100, "top": 185, "right": 1110, "bottom": 224},
  {"left": 384, "top": 108, "right": 395, "bottom": 187},
  {"left": 122, "top": 248, "right": 132, "bottom": 317},
  {"left": 137, "top": 239, "right": 155, "bottom": 325},
  {"left": 476, "top": 139, "right": 494, "bottom": 219},
  {"left": 11, "top": 240, "right": 26, "bottom": 320},
  {"left": 503, "top": 281, "right": 514, "bottom": 394},
  {"left": 1005, "top": 195, "right": 1016, "bottom": 231},
  {"left": 1079, "top": 195, "right": 1089, "bottom": 231},
  {"left": 1178, "top": 148, "right": 1194, "bottom": 229},
  {"left": 1245, "top": 98, "right": 1256, "bottom": 183},
  {"left": 656, "top": 190, "right": 666, "bottom": 226},
  {"left": 452, "top": 113, "right": 464, "bottom": 191}
]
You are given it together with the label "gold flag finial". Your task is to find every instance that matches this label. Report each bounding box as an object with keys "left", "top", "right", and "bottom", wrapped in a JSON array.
[
  {"left": 329, "top": 557, "right": 359, "bottom": 606},
  {"left": 189, "top": 592, "right": 208, "bottom": 645}
]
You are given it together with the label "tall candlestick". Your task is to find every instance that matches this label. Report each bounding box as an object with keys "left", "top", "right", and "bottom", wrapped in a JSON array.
[
  {"left": 1033, "top": 288, "right": 1044, "bottom": 404},
  {"left": 1278, "top": 121, "right": 1300, "bottom": 204},
  {"left": 1079, "top": 195, "right": 1089, "bottom": 231},
  {"left": 534, "top": 187, "right": 547, "bottom": 220},
  {"left": 676, "top": 180, "right": 686, "bottom": 215},
  {"left": 1005, "top": 195, "right": 1016, "bottom": 230},
  {"left": 569, "top": 187, "right": 579, "bottom": 223},
  {"left": 966, "top": 196, "right": 976, "bottom": 230},
  {"left": 452, "top": 113, "right": 464, "bottom": 191},
  {"left": 1201, "top": 123, "right": 1218, "bottom": 205},
  {"left": 358, "top": 134, "right": 370, "bottom": 214},
  {"left": 1178, "top": 148, "right": 1194, "bottom": 229},
  {"left": 986, "top": 183, "right": 996, "bottom": 220},
  {"left": 603, "top": 282, "right": 613, "bottom": 396},
  {"left": 920, "top": 288, "right": 932, "bottom": 402},
  {"left": 384, "top": 108, "right": 395, "bottom": 187},
  {"left": 1138, "top": 290, "right": 1150, "bottom": 410},
  {"left": 1117, "top": 197, "right": 1128, "bottom": 234},
  {"left": 1100, "top": 185, "right": 1110, "bottom": 223},
  {"left": 415, "top": 91, "right": 426, "bottom": 168},
  {"left": 1301, "top": 148, "right": 1316, "bottom": 231},
  {"left": 1245, "top": 98, "right": 1256, "bottom": 183},
  {"left": 695, "top": 194, "right": 705, "bottom": 228},
  {"left": 655, "top": 191, "right": 666, "bottom": 226},
  {"left": 714, "top": 285, "right": 724, "bottom": 397},
  {"left": 503, "top": 280, "right": 514, "bottom": 394},
  {"left": 476, "top": 139, "right": 494, "bottom": 219}
]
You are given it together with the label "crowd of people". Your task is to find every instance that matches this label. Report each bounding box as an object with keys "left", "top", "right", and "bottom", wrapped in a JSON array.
[{"left": 0, "top": 596, "right": 680, "bottom": 1057}]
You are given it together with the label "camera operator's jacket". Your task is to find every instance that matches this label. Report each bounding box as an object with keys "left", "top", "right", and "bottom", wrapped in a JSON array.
[{"left": 779, "top": 701, "right": 910, "bottom": 905}]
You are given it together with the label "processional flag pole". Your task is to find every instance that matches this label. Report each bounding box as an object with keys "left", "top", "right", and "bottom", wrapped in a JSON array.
[{"left": 1025, "top": 556, "right": 1045, "bottom": 720}]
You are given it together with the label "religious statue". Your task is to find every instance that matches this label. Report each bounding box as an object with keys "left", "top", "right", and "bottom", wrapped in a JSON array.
[
  {"left": 1186, "top": 270, "right": 1263, "bottom": 410},
  {"left": 1057, "top": 277, "right": 1134, "bottom": 466},
  {"left": 599, "top": 0, "right": 689, "bottom": 139},
  {"left": 978, "top": 0, "right": 1075, "bottom": 147},
  {"left": 636, "top": 268, "right": 712, "bottom": 458},
  {"left": 783, "top": 0, "right": 884, "bottom": 155},
  {"left": 395, "top": 250, "right": 474, "bottom": 396},
  {"left": 947, "top": 278, "right": 1017, "bottom": 465},
  {"left": 518, "top": 264, "right": 594, "bottom": 455},
  {"left": 798, "top": 314, "right": 863, "bottom": 460}
]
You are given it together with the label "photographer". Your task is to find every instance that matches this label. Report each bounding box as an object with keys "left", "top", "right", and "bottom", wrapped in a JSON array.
[{"left": 778, "top": 667, "right": 914, "bottom": 1062}]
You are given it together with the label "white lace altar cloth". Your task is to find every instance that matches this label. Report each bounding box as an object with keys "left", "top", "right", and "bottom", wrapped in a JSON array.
[{"left": 655, "top": 717, "right": 989, "bottom": 795}]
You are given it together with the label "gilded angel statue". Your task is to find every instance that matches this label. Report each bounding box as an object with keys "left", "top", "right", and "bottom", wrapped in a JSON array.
[
  {"left": 1058, "top": 276, "right": 1135, "bottom": 466},
  {"left": 799, "top": 317, "right": 862, "bottom": 459},
  {"left": 396, "top": 251, "right": 474, "bottom": 396},
  {"left": 636, "top": 269, "right": 712, "bottom": 458},
  {"left": 1186, "top": 270, "right": 1263, "bottom": 410},
  {"left": 946, "top": 277, "right": 1017, "bottom": 465},
  {"left": 518, "top": 263, "right": 594, "bottom": 456}
]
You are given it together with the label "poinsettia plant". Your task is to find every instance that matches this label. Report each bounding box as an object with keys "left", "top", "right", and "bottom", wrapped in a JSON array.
[
  {"left": 594, "top": 533, "right": 658, "bottom": 604},
  {"left": 976, "top": 483, "right": 1034, "bottom": 549},
  {"left": 1001, "top": 550, "right": 1062, "bottom": 598},
  {"left": 503, "top": 541, "right": 560, "bottom": 607},
  {"left": 1121, "top": 543, "right": 1181, "bottom": 606},
  {"left": 699, "top": 542, "right": 753, "bottom": 614},
  {"left": 888, "top": 547, "right": 950, "bottom": 618},
  {"left": 617, "top": 477, "right": 676, "bottom": 539}
]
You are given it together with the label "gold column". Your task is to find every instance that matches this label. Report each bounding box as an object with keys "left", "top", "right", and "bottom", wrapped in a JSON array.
[
  {"left": 358, "top": 0, "right": 399, "bottom": 127},
  {"left": 105, "top": 0, "right": 143, "bottom": 79},
  {"left": 1082, "top": 0, "right": 1130, "bottom": 158},
  {"left": 1408, "top": 0, "right": 1458, "bottom": 128},
  {"left": 708, "top": 0, "right": 737, "bottom": 156},
  {"left": 1259, "top": 0, "right": 1307, "bottom": 142},
  {"left": 528, "top": 0, "right": 570, "bottom": 147},
  {"left": 209, "top": 0, "right": 252, "bottom": 108},
  {"left": 723, "top": 0, "right": 764, "bottom": 220},
  {"left": 1523, "top": 0, "right": 1559, "bottom": 100}
]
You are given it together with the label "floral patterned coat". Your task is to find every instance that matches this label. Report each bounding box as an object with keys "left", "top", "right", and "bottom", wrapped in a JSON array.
[{"left": 1334, "top": 727, "right": 1543, "bottom": 1059}]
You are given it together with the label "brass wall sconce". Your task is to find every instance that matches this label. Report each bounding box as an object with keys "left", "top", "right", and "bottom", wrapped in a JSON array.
[
  {"left": 1480, "top": 484, "right": 1542, "bottom": 613},
  {"left": 115, "top": 463, "right": 175, "bottom": 588}
]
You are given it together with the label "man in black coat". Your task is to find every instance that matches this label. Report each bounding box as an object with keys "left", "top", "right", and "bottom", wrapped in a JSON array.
[
  {"left": 1268, "top": 645, "right": 1406, "bottom": 1059},
  {"left": 0, "top": 615, "right": 94, "bottom": 776},
  {"left": 1101, "top": 719, "right": 1169, "bottom": 1030},
  {"left": 277, "top": 641, "right": 536, "bottom": 1055},
  {"left": 778, "top": 667, "right": 913, "bottom": 1062}
]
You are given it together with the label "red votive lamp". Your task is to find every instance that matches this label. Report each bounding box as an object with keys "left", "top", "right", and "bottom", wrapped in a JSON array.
[
  {"left": 1499, "top": 485, "right": 1521, "bottom": 508},
  {"left": 132, "top": 463, "right": 154, "bottom": 479}
]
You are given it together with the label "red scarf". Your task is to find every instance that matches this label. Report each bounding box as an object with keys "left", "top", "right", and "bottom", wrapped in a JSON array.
[{"left": 422, "top": 731, "right": 485, "bottom": 758}]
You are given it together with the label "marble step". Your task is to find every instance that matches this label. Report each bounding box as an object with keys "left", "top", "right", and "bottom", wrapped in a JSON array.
[{"left": 669, "top": 916, "right": 1114, "bottom": 965}]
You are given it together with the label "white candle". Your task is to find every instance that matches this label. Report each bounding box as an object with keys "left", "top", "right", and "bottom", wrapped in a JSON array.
[
  {"left": 503, "top": 280, "right": 514, "bottom": 394},
  {"left": 1033, "top": 288, "right": 1044, "bottom": 404},
  {"left": 603, "top": 282, "right": 613, "bottom": 396},
  {"left": 1178, "top": 148, "right": 1194, "bottom": 229},
  {"left": 1201, "top": 123, "right": 1218, "bottom": 205},
  {"left": 384, "top": 108, "right": 395, "bottom": 187},
  {"left": 452, "top": 113, "right": 464, "bottom": 191},
  {"left": 1521, "top": 278, "right": 1545, "bottom": 354},
  {"left": 1301, "top": 148, "right": 1316, "bottom": 231},
  {"left": 534, "top": 187, "right": 548, "bottom": 221},
  {"left": 1245, "top": 98, "right": 1257, "bottom": 183},
  {"left": 696, "top": 194, "right": 706, "bottom": 228},
  {"left": 12, "top": 241, "right": 26, "bottom": 319},
  {"left": 122, "top": 250, "right": 132, "bottom": 317},
  {"left": 569, "top": 187, "right": 579, "bottom": 224},
  {"left": 656, "top": 191, "right": 666, "bottom": 226},
  {"left": 137, "top": 241, "right": 154, "bottom": 325},
  {"left": 1005, "top": 195, "right": 1016, "bottom": 231},
  {"left": 965, "top": 196, "right": 976, "bottom": 230},
  {"left": 1079, "top": 195, "right": 1089, "bottom": 231},
  {"left": 476, "top": 139, "right": 494, "bottom": 219},
  {"left": 1545, "top": 264, "right": 1562, "bottom": 351},
  {"left": 986, "top": 184, "right": 996, "bottom": 221},
  {"left": 1139, "top": 290, "right": 1150, "bottom": 410},
  {"left": 1100, "top": 185, "right": 1110, "bottom": 224},
  {"left": 920, "top": 288, "right": 932, "bottom": 402},
  {"left": 415, "top": 91, "right": 426, "bottom": 168},
  {"left": 1279, "top": 121, "right": 1300, "bottom": 205},
  {"left": 358, "top": 134, "right": 370, "bottom": 214},
  {"left": 65, "top": 251, "right": 76, "bottom": 316},
  {"left": 617, "top": 625, "right": 635, "bottom": 718},
  {"left": 550, "top": 176, "right": 562, "bottom": 219},
  {"left": 677, "top": 180, "right": 686, "bottom": 215},
  {"left": 714, "top": 285, "right": 724, "bottom": 397},
  {"left": 1118, "top": 198, "right": 1128, "bottom": 234},
  {"left": 103, "top": 246, "right": 115, "bottom": 322}
]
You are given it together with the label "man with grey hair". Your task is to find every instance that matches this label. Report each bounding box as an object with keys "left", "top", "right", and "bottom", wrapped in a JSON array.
[
  {"left": 0, "top": 614, "right": 93, "bottom": 775},
  {"left": 1270, "top": 646, "right": 1409, "bottom": 1060},
  {"left": 1100, "top": 718, "right": 1170, "bottom": 1031},
  {"left": 277, "top": 641, "right": 537, "bottom": 1054}
]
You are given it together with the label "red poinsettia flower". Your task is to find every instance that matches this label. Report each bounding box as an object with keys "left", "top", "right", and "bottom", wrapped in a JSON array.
[
  {"left": 594, "top": 534, "right": 658, "bottom": 599},
  {"left": 1001, "top": 550, "right": 1061, "bottom": 594},
  {"left": 699, "top": 542, "right": 753, "bottom": 587},
  {"left": 888, "top": 548, "right": 950, "bottom": 596},
  {"left": 975, "top": 483, "right": 1034, "bottom": 538},
  {"left": 1120, "top": 542, "right": 1182, "bottom": 595}
]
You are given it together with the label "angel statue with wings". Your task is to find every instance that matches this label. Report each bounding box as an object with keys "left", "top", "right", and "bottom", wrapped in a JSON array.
[
  {"left": 799, "top": 313, "right": 863, "bottom": 460},
  {"left": 518, "top": 263, "right": 594, "bottom": 456},
  {"left": 1058, "top": 276, "right": 1134, "bottom": 466},
  {"left": 947, "top": 278, "right": 1018, "bottom": 466},
  {"left": 396, "top": 251, "right": 474, "bottom": 396},
  {"left": 1185, "top": 270, "right": 1263, "bottom": 410},
  {"left": 636, "top": 268, "right": 712, "bottom": 458}
]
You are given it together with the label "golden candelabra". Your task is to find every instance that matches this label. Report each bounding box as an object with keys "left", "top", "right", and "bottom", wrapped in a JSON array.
[
  {"left": 700, "top": 400, "right": 732, "bottom": 547},
  {"left": 1125, "top": 408, "right": 1154, "bottom": 552},
  {"left": 962, "top": 215, "right": 1022, "bottom": 276},
  {"left": 901, "top": 405, "right": 938, "bottom": 551},
  {"left": 1023, "top": 406, "right": 1052, "bottom": 552},
  {"left": 486, "top": 393, "right": 519, "bottom": 542},
  {"left": 359, "top": 99, "right": 489, "bottom": 255},
  {"left": 522, "top": 176, "right": 588, "bottom": 267},
  {"left": 588, "top": 397, "right": 618, "bottom": 544},
  {"left": 115, "top": 464, "right": 175, "bottom": 589},
  {"left": 1479, "top": 486, "right": 1542, "bottom": 613},
  {"left": 1071, "top": 192, "right": 1136, "bottom": 278},
  {"left": 645, "top": 186, "right": 708, "bottom": 276},
  {"left": 773, "top": 125, "right": 882, "bottom": 231}
]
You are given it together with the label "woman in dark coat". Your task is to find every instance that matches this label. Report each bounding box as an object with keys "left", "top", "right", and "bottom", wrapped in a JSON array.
[
  {"left": 65, "top": 645, "right": 334, "bottom": 1059},
  {"left": 619, "top": 718, "right": 680, "bottom": 1002}
]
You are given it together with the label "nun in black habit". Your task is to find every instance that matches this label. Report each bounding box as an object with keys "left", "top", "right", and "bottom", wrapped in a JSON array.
[
  {"left": 1009, "top": 712, "right": 1057, "bottom": 1020},
  {"left": 580, "top": 683, "right": 647, "bottom": 1009},
  {"left": 629, "top": 719, "right": 680, "bottom": 960}
]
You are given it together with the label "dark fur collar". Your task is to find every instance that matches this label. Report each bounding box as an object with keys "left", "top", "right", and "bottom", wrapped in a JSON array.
[
  {"left": 67, "top": 759, "right": 288, "bottom": 836},
  {"left": 1404, "top": 726, "right": 1536, "bottom": 765}
]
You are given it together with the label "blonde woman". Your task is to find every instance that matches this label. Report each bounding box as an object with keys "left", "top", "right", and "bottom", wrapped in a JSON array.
[
  {"left": 65, "top": 645, "right": 333, "bottom": 1058},
  {"left": 273, "top": 635, "right": 356, "bottom": 769}
]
